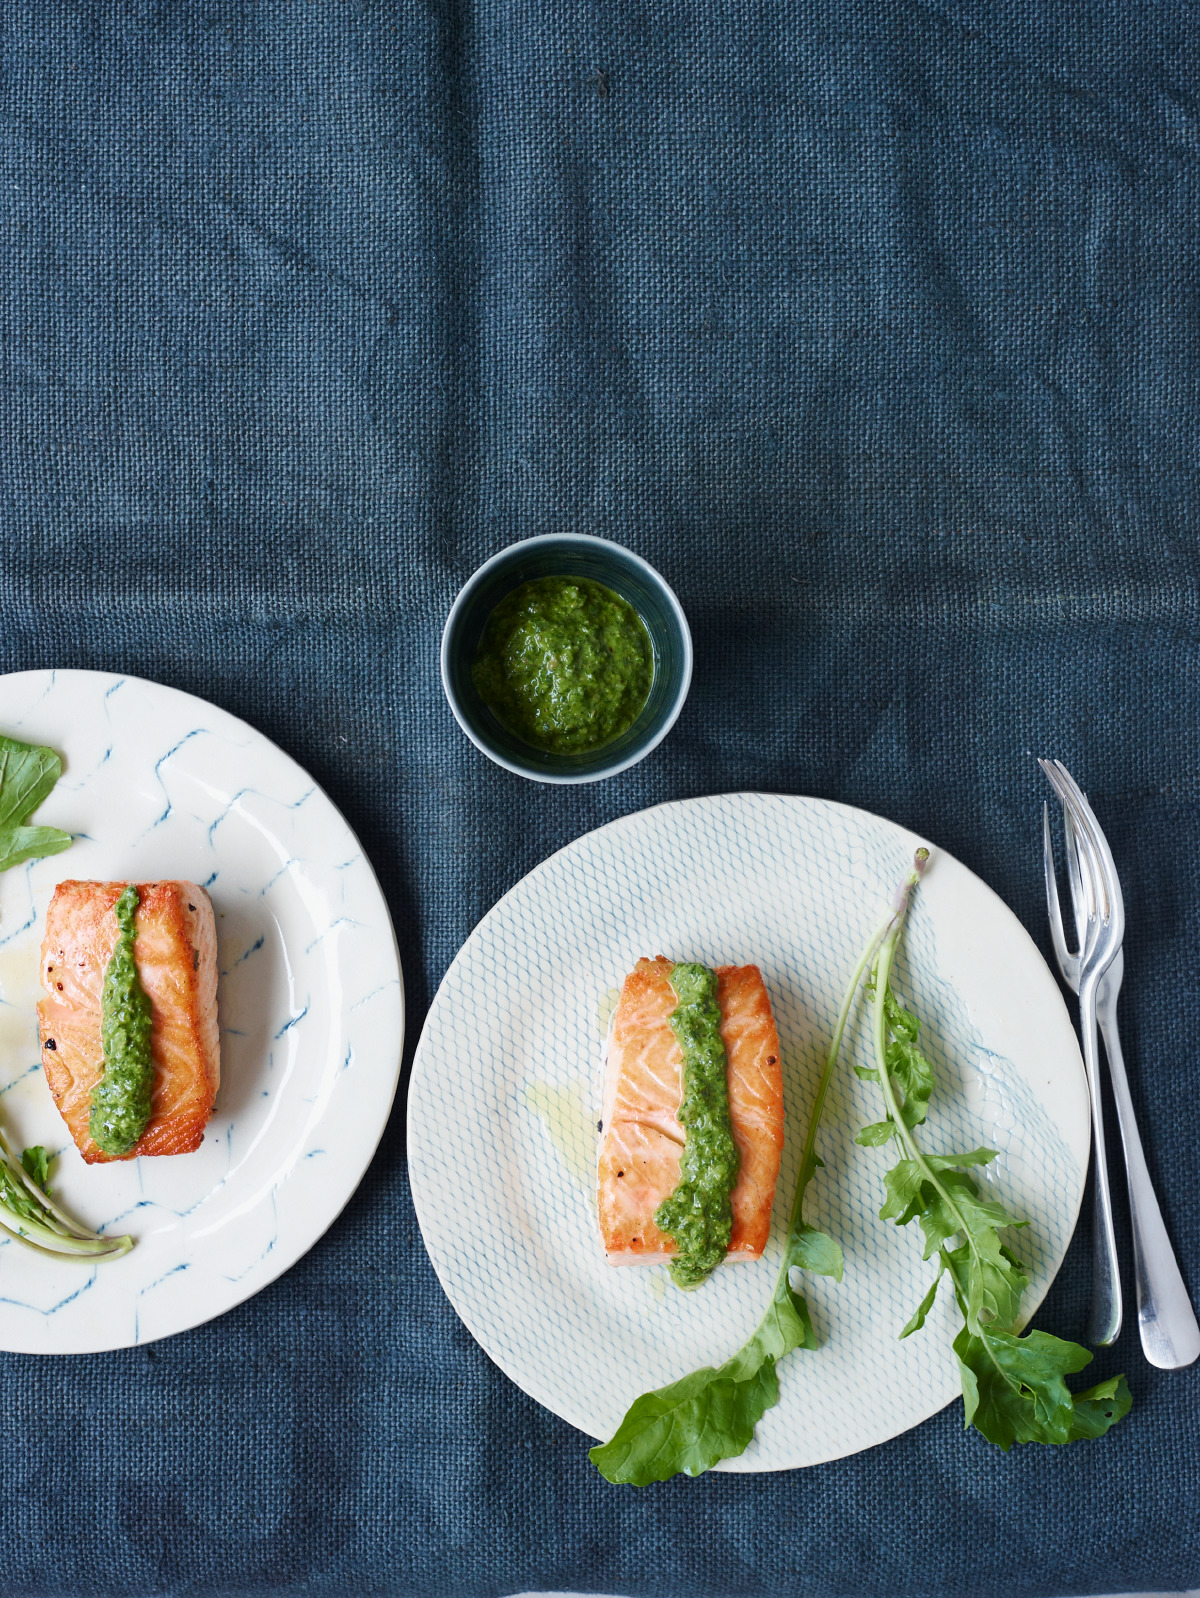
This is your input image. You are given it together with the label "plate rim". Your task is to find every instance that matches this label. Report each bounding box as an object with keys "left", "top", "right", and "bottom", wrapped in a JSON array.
[
  {"left": 0, "top": 666, "right": 406, "bottom": 1353},
  {"left": 408, "top": 789, "right": 1087, "bottom": 1468}
]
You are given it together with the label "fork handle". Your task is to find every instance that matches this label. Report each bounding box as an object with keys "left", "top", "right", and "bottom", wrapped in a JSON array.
[
  {"left": 1097, "top": 987, "right": 1200, "bottom": 1368},
  {"left": 1078, "top": 978, "right": 1124, "bottom": 1346}
]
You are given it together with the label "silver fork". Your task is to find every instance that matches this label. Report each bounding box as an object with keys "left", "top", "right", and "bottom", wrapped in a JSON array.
[
  {"left": 1042, "top": 759, "right": 1200, "bottom": 1367},
  {"left": 1040, "top": 760, "right": 1123, "bottom": 1346}
]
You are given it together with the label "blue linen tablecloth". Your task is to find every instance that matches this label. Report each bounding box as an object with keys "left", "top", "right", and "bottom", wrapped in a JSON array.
[{"left": 1, "top": 1, "right": 1199, "bottom": 1594}]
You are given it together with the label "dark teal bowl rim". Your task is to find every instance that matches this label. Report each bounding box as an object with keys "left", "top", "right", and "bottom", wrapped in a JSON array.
[{"left": 440, "top": 534, "right": 693, "bottom": 784}]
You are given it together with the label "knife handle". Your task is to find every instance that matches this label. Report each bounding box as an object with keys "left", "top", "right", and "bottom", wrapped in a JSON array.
[{"left": 1097, "top": 984, "right": 1200, "bottom": 1369}]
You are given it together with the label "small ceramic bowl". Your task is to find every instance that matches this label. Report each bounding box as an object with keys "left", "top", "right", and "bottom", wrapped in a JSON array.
[{"left": 441, "top": 534, "right": 692, "bottom": 784}]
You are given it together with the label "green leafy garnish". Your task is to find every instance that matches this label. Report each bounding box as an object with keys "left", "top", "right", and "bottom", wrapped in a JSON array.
[
  {"left": 20, "top": 1145, "right": 50, "bottom": 1194},
  {"left": 0, "top": 1132, "right": 131, "bottom": 1259},
  {"left": 853, "top": 849, "right": 1131, "bottom": 1450},
  {"left": 589, "top": 1225, "right": 831, "bottom": 1484},
  {"left": 0, "top": 736, "right": 73, "bottom": 874}
]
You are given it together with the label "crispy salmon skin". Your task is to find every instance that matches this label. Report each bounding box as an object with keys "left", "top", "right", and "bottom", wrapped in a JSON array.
[
  {"left": 597, "top": 957, "right": 784, "bottom": 1265},
  {"left": 37, "top": 880, "right": 220, "bottom": 1163}
]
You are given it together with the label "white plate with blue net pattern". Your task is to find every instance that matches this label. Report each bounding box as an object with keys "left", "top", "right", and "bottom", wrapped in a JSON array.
[
  {"left": 0, "top": 670, "right": 403, "bottom": 1353},
  {"left": 408, "top": 792, "right": 1089, "bottom": 1470}
]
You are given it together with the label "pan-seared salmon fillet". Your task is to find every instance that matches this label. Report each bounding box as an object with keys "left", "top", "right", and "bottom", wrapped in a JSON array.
[
  {"left": 597, "top": 957, "right": 784, "bottom": 1265},
  {"left": 37, "top": 881, "right": 220, "bottom": 1163}
]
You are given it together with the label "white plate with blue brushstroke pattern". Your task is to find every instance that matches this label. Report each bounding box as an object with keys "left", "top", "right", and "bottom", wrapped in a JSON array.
[
  {"left": 409, "top": 792, "right": 1089, "bottom": 1470},
  {"left": 0, "top": 670, "right": 403, "bottom": 1353}
]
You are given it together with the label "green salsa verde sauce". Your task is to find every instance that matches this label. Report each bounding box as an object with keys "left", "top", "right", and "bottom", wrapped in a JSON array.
[
  {"left": 471, "top": 576, "right": 653, "bottom": 754},
  {"left": 653, "top": 962, "right": 740, "bottom": 1290},
  {"left": 88, "top": 884, "right": 154, "bottom": 1157}
]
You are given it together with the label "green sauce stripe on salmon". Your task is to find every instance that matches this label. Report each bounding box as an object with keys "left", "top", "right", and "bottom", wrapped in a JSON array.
[
  {"left": 88, "top": 885, "right": 154, "bottom": 1156},
  {"left": 654, "top": 962, "right": 740, "bottom": 1288}
]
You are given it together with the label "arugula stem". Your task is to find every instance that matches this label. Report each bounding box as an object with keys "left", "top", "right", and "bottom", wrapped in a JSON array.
[
  {"left": 15, "top": 1225, "right": 129, "bottom": 1258},
  {"left": 784, "top": 908, "right": 896, "bottom": 1230},
  {"left": 0, "top": 1205, "right": 128, "bottom": 1257}
]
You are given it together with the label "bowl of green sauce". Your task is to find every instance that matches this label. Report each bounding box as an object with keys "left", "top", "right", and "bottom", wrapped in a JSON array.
[{"left": 441, "top": 534, "right": 692, "bottom": 783}]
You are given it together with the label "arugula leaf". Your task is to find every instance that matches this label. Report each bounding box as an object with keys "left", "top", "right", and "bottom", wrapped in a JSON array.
[
  {"left": 788, "top": 1222, "right": 844, "bottom": 1283},
  {"left": 20, "top": 1145, "right": 50, "bottom": 1194},
  {"left": 589, "top": 1357, "right": 780, "bottom": 1485},
  {"left": 880, "top": 988, "right": 935, "bottom": 1130},
  {"left": 899, "top": 1267, "right": 943, "bottom": 1338},
  {"left": 589, "top": 1230, "right": 835, "bottom": 1483},
  {"left": 590, "top": 917, "right": 878, "bottom": 1484},
  {"left": 0, "top": 1164, "right": 50, "bottom": 1228},
  {"left": 855, "top": 1120, "right": 895, "bottom": 1147},
  {"left": 954, "top": 1320, "right": 1092, "bottom": 1448},
  {"left": 953, "top": 1310, "right": 1130, "bottom": 1448},
  {"left": 855, "top": 850, "right": 1130, "bottom": 1449},
  {"left": 1067, "top": 1375, "right": 1134, "bottom": 1441},
  {"left": 0, "top": 736, "right": 73, "bottom": 874}
]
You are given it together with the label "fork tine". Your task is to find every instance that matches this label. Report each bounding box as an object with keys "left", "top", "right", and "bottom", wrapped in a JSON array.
[
  {"left": 1038, "top": 756, "right": 1072, "bottom": 809},
  {"left": 1042, "top": 802, "right": 1075, "bottom": 973},
  {"left": 1035, "top": 754, "right": 1073, "bottom": 805},
  {"left": 1063, "top": 805, "right": 1091, "bottom": 945},
  {"left": 1075, "top": 816, "right": 1109, "bottom": 959}
]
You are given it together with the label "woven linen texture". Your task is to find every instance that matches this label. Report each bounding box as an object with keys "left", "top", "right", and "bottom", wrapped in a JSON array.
[{"left": 1, "top": 0, "right": 1198, "bottom": 1595}]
